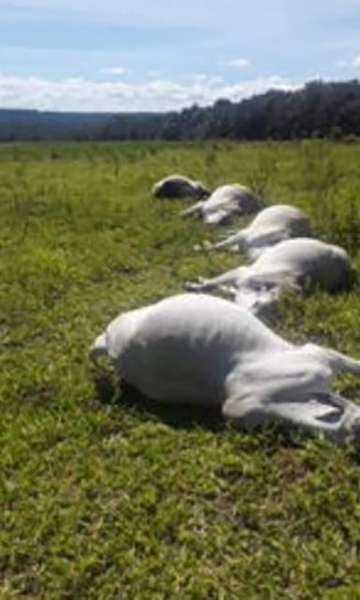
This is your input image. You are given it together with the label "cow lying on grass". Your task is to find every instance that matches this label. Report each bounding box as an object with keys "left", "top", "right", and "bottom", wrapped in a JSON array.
[
  {"left": 181, "top": 184, "right": 262, "bottom": 225},
  {"left": 186, "top": 238, "right": 351, "bottom": 317},
  {"left": 209, "top": 205, "right": 312, "bottom": 259},
  {"left": 90, "top": 293, "right": 360, "bottom": 447},
  {"left": 152, "top": 174, "right": 209, "bottom": 199}
]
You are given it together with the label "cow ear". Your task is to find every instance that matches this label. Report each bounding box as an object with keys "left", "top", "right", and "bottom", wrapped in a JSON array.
[{"left": 89, "top": 333, "right": 108, "bottom": 363}]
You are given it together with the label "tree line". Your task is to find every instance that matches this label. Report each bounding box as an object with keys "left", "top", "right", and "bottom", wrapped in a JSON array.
[{"left": 1, "top": 80, "right": 360, "bottom": 142}]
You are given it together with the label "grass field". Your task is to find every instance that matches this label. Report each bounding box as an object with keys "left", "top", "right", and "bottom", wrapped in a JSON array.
[{"left": 2, "top": 140, "right": 360, "bottom": 599}]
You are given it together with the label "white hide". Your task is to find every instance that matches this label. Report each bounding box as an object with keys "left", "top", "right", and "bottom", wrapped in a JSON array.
[
  {"left": 152, "top": 174, "right": 209, "bottom": 199},
  {"left": 181, "top": 184, "right": 262, "bottom": 225},
  {"left": 187, "top": 238, "right": 351, "bottom": 316},
  {"left": 210, "top": 205, "right": 312, "bottom": 259},
  {"left": 90, "top": 293, "right": 360, "bottom": 446}
]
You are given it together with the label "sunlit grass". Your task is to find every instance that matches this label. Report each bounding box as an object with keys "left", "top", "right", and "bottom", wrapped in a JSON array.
[{"left": 2, "top": 140, "right": 360, "bottom": 598}]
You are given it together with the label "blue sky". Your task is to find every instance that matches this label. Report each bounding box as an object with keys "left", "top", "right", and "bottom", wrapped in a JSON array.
[{"left": 1, "top": 0, "right": 360, "bottom": 112}]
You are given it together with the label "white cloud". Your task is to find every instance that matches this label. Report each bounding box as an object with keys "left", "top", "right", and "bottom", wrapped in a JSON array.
[
  {"left": 226, "top": 58, "right": 251, "bottom": 69},
  {"left": 0, "top": 74, "right": 300, "bottom": 112},
  {"left": 100, "top": 66, "right": 128, "bottom": 76},
  {"left": 190, "top": 74, "right": 224, "bottom": 85},
  {"left": 335, "top": 55, "right": 360, "bottom": 69}
]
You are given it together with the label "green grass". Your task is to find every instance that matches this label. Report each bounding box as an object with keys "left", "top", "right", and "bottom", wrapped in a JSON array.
[{"left": 2, "top": 140, "right": 360, "bottom": 599}]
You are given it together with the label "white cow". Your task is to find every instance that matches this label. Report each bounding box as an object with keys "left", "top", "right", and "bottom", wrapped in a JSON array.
[
  {"left": 152, "top": 174, "right": 209, "bottom": 199},
  {"left": 209, "top": 205, "right": 312, "bottom": 259},
  {"left": 186, "top": 238, "right": 351, "bottom": 317},
  {"left": 181, "top": 184, "right": 263, "bottom": 225},
  {"left": 90, "top": 293, "right": 360, "bottom": 446}
]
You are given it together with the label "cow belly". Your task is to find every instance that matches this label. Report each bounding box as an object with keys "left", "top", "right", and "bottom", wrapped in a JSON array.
[{"left": 119, "top": 336, "right": 230, "bottom": 405}]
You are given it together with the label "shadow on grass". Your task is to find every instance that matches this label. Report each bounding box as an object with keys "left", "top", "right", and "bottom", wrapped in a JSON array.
[
  {"left": 92, "top": 369, "right": 225, "bottom": 433},
  {"left": 92, "top": 370, "right": 360, "bottom": 461}
]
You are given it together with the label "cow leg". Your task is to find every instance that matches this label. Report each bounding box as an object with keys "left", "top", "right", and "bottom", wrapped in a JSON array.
[
  {"left": 185, "top": 266, "right": 244, "bottom": 293},
  {"left": 223, "top": 389, "right": 360, "bottom": 445},
  {"left": 222, "top": 395, "right": 269, "bottom": 427},
  {"left": 247, "top": 229, "right": 290, "bottom": 260},
  {"left": 211, "top": 230, "right": 246, "bottom": 251},
  {"left": 262, "top": 393, "right": 360, "bottom": 445},
  {"left": 217, "top": 284, "right": 238, "bottom": 300},
  {"left": 305, "top": 344, "right": 360, "bottom": 376},
  {"left": 204, "top": 210, "right": 232, "bottom": 225},
  {"left": 180, "top": 201, "right": 204, "bottom": 218},
  {"left": 234, "top": 271, "right": 303, "bottom": 316}
]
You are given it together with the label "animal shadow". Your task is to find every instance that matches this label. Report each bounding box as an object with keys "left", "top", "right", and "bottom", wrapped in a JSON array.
[
  {"left": 91, "top": 369, "right": 334, "bottom": 454},
  {"left": 92, "top": 369, "right": 225, "bottom": 432}
]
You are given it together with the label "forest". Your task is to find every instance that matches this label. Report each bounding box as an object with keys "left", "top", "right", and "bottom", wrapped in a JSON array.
[{"left": 1, "top": 79, "right": 360, "bottom": 142}]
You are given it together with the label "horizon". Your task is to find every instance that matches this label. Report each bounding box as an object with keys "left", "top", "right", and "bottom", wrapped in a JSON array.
[
  {"left": 0, "top": 78, "right": 359, "bottom": 116},
  {"left": 1, "top": 1, "right": 360, "bottom": 112}
]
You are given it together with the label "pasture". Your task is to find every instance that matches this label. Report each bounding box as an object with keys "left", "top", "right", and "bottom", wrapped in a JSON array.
[{"left": 2, "top": 140, "right": 360, "bottom": 599}]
